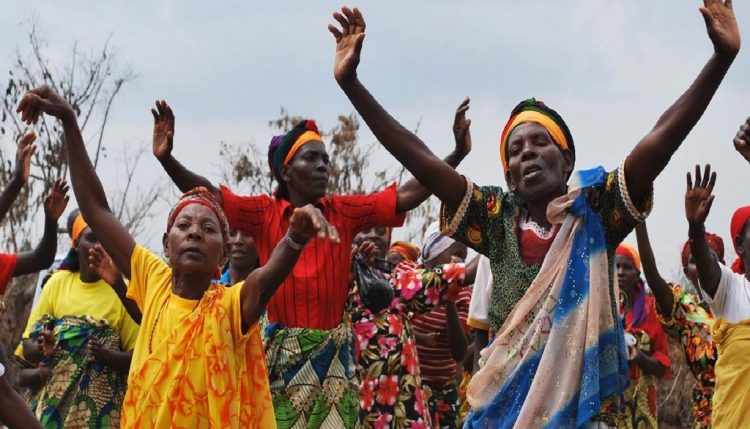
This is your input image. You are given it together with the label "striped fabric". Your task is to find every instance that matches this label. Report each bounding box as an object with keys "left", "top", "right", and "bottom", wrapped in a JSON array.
[
  {"left": 464, "top": 167, "right": 628, "bottom": 429},
  {"left": 412, "top": 288, "right": 471, "bottom": 387}
]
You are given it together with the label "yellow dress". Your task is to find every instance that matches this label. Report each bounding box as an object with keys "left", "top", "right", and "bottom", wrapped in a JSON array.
[{"left": 121, "top": 245, "right": 275, "bottom": 428}]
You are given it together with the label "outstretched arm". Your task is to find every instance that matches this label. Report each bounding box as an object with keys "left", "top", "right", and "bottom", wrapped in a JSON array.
[
  {"left": 635, "top": 222, "right": 674, "bottom": 318},
  {"left": 395, "top": 98, "right": 472, "bottom": 213},
  {"left": 17, "top": 86, "right": 136, "bottom": 278},
  {"left": 14, "top": 179, "right": 69, "bottom": 276},
  {"left": 0, "top": 374, "right": 44, "bottom": 429},
  {"left": 330, "top": 7, "right": 467, "bottom": 212},
  {"left": 685, "top": 164, "right": 722, "bottom": 298},
  {"left": 240, "top": 205, "right": 339, "bottom": 332},
  {"left": 0, "top": 133, "right": 36, "bottom": 223},
  {"left": 152, "top": 101, "right": 222, "bottom": 202},
  {"left": 89, "top": 244, "right": 142, "bottom": 323},
  {"left": 624, "top": 0, "right": 739, "bottom": 202}
]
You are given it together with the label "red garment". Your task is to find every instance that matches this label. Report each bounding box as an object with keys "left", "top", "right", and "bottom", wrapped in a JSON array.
[
  {"left": 412, "top": 288, "right": 472, "bottom": 388},
  {"left": 626, "top": 294, "right": 672, "bottom": 380},
  {"left": 220, "top": 184, "right": 405, "bottom": 330},
  {"left": 516, "top": 222, "right": 557, "bottom": 266},
  {"left": 0, "top": 253, "right": 18, "bottom": 295}
]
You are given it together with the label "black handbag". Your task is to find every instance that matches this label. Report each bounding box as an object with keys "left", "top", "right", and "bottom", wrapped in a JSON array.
[{"left": 353, "top": 252, "right": 394, "bottom": 313}]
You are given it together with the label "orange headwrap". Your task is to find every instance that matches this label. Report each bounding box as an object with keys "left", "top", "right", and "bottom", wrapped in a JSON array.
[
  {"left": 500, "top": 111, "right": 570, "bottom": 172},
  {"left": 616, "top": 243, "right": 641, "bottom": 272},
  {"left": 71, "top": 214, "right": 89, "bottom": 247},
  {"left": 387, "top": 241, "right": 421, "bottom": 262},
  {"left": 283, "top": 130, "right": 323, "bottom": 166},
  {"left": 730, "top": 206, "right": 750, "bottom": 274}
]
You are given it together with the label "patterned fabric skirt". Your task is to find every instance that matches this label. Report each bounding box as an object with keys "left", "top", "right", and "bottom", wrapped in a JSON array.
[
  {"left": 29, "top": 315, "right": 127, "bottom": 429},
  {"left": 426, "top": 381, "right": 459, "bottom": 429},
  {"left": 622, "top": 374, "right": 658, "bottom": 429},
  {"left": 264, "top": 320, "right": 359, "bottom": 429}
]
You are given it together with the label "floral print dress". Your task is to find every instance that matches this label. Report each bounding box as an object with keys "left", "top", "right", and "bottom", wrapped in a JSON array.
[
  {"left": 348, "top": 261, "right": 466, "bottom": 429},
  {"left": 656, "top": 284, "right": 717, "bottom": 429}
]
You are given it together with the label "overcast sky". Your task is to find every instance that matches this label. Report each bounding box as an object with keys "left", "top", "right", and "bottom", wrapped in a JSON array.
[{"left": 2, "top": 0, "right": 749, "bottom": 278}]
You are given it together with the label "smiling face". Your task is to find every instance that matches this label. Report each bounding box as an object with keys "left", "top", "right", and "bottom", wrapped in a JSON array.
[
  {"left": 280, "top": 141, "right": 331, "bottom": 202},
  {"left": 504, "top": 122, "right": 573, "bottom": 204},
  {"left": 163, "top": 204, "right": 227, "bottom": 276}
]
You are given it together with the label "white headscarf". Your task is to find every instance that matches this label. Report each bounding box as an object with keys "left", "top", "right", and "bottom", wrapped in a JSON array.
[{"left": 421, "top": 221, "right": 457, "bottom": 263}]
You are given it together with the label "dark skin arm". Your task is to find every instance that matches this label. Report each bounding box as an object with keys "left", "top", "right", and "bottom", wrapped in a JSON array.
[
  {"left": 240, "top": 205, "right": 339, "bottom": 332},
  {"left": 17, "top": 366, "right": 48, "bottom": 390},
  {"left": 89, "top": 244, "right": 142, "bottom": 323},
  {"left": 465, "top": 254, "right": 480, "bottom": 286},
  {"left": 685, "top": 164, "right": 722, "bottom": 298},
  {"left": 472, "top": 328, "right": 488, "bottom": 375},
  {"left": 88, "top": 338, "right": 133, "bottom": 374},
  {"left": 632, "top": 350, "right": 666, "bottom": 378},
  {"left": 329, "top": 3, "right": 740, "bottom": 210},
  {"left": 17, "top": 86, "right": 136, "bottom": 279},
  {"left": 0, "top": 132, "right": 35, "bottom": 223},
  {"left": 445, "top": 301, "right": 468, "bottom": 361},
  {"left": 0, "top": 374, "right": 44, "bottom": 429},
  {"left": 14, "top": 179, "right": 69, "bottom": 276},
  {"left": 635, "top": 222, "right": 674, "bottom": 319}
]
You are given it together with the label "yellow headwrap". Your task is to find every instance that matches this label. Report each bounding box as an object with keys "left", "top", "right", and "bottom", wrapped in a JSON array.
[
  {"left": 283, "top": 130, "right": 323, "bottom": 166},
  {"left": 71, "top": 214, "right": 89, "bottom": 247},
  {"left": 499, "top": 110, "right": 570, "bottom": 172}
]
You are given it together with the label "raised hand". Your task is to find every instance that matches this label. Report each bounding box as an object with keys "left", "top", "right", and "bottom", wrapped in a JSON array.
[
  {"left": 700, "top": 0, "right": 740, "bottom": 57},
  {"left": 328, "top": 6, "right": 366, "bottom": 83},
  {"left": 151, "top": 100, "right": 175, "bottom": 161},
  {"left": 685, "top": 164, "right": 717, "bottom": 226},
  {"left": 16, "top": 86, "right": 75, "bottom": 124},
  {"left": 88, "top": 244, "right": 122, "bottom": 287},
  {"left": 453, "top": 97, "right": 472, "bottom": 158},
  {"left": 14, "top": 132, "right": 37, "bottom": 183},
  {"left": 289, "top": 204, "right": 340, "bottom": 243},
  {"left": 44, "top": 179, "right": 70, "bottom": 221},
  {"left": 733, "top": 116, "right": 750, "bottom": 163}
]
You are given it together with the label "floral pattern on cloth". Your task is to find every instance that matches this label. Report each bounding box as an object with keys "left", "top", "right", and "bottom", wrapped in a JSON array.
[
  {"left": 656, "top": 284, "right": 716, "bottom": 429},
  {"left": 425, "top": 381, "right": 460, "bottom": 429},
  {"left": 264, "top": 319, "right": 359, "bottom": 429},
  {"left": 28, "top": 315, "right": 127, "bottom": 429},
  {"left": 348, "top": 261, "right": 466, "bottom": 429}
]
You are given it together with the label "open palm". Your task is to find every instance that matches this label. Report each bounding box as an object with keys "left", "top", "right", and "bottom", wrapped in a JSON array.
[
  {"left": 328, "top": 7, "right": 366, "bottom": 83},
  {"left": 44, "top": 179, "right": 70, "bottom": 220},
  {"left": 151, "top": 100, "right": 175, "bottom": 160},
  {"left": 685, "top": 164, "right": 716, "bottom": 225},
  {"left": 700, "top": 0, "right": 740, "bottom": 56}
]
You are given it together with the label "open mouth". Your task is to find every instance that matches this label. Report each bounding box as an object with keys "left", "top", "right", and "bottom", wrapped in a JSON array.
[
  {"left": 182, "top": 246, "right": 205, "bottom": 257},
  {"left": 522, "top": 164, "right": 543, "bottom": 180}
]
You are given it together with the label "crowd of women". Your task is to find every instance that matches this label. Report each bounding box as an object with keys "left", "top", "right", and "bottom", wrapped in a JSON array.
[{"left": 0, "top": 0, "right": 747, "bottom": 428}]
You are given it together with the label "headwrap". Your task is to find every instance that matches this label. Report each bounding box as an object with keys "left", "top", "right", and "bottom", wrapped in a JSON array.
[
  {"left": 681, "top": 232, "right": 725, "bottom": 268},
  {"left": 270, "top": 120, "right": 323, "bottom": 196},
  {"left": 267, "top": 135, "right": 284, "bottom": 173},
  {"left": 499, "top": 98, "right": 574, "bottom": 172},
  {"left": 616, "top": 243, "right": 641, "bottom": 272},
  {"left": 387, "top": 241, "right": 421, "bottom": 262},
  {"left": 70, "top": 214, "right": 89, "bottom": 247},
  {"left": 167, "top": 187, "right": 230, "bottom": 247},
  {"left": 730, "top": 206, "right": 750, "bottom": 274},
  {"left": 422, "top": 222, "right": 457, "bottom": 263}
]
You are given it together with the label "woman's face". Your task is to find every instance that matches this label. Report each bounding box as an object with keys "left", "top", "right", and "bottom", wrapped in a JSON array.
[
  {"left": 427, "top": 242, "right": 468, "bottom": 268},
  {"left": 229, "top": 228, "right": 258, "bottom": 270},
  {"left": 616, "top": 254, "right": 639, "bottom": 293},
  {"left": 163, "top": 204, "right": 227, "bottom": 275},
  {"left": 683, "top": 249, "right": 720, "bottom": 288}
]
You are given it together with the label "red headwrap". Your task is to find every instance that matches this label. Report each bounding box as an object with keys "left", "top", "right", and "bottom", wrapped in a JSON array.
[
  {"left": 730, "top": 206, "right": 750, "bottom": 274},
  {"left": 681, "top": 232, "right": 724, "bottom": 268}
]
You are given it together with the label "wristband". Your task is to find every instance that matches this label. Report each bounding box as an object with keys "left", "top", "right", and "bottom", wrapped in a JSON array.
[{"left": 285, "top": 233, "right": 307, "bottom": 251}]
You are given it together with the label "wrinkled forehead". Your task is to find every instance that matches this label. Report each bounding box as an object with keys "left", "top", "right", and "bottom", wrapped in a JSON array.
[{"left": 172, "top": 203, "right": 220, "bottom": 226}]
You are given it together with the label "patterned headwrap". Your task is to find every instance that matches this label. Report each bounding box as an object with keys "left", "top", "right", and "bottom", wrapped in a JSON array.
[
  {"left": 499, "top": 98, "right": 575, "bottom": 172},
  {"left": 422, "top": 222, "right": 457, "bottom": 263},
  {"left": 616, "top": 243, "right": 641, "bottom": 272},
  {"left": 267, "top": 135, "right": 284, "bottom": 173},
  {"left": 730, "top": 206, "right": 750, "bottom": 274},
  {"left": 681, "top": 232, "right": 725, "bottom": 268},
  {"left": 167, "top": 187, "right": 230, "bottom": 247},
  {"left": 387, "top": 241, "right": 421, "bottom": 262},
  {"left": 270, "top": 120, "right": 323, "bottom": 196}
]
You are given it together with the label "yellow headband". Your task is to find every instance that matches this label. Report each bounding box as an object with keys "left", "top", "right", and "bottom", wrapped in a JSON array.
[
  {"left": 71, "top": 214, "right": 89, "bottom": 247},
  {"left": 500, "top": 110, "right": 569, "bottom": 172},
  {"left": 283, "top": 130, "right": 323, "bottom": 166}
]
